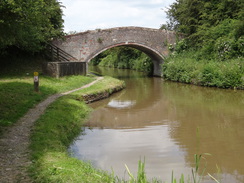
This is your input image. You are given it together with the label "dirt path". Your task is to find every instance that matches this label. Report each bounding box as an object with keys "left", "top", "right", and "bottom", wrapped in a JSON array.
[{"left": 0, "top": 77, "right": 103, "bottom": 183}]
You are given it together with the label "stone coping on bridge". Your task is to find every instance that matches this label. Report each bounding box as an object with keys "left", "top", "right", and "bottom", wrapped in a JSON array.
[{"left": 65, "top": 26, "right": 177, "bottom": 37}]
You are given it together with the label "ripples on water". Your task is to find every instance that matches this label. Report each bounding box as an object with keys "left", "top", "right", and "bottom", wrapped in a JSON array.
[{"left": 69, "top": 67, "right": 244, "bottom": 183}]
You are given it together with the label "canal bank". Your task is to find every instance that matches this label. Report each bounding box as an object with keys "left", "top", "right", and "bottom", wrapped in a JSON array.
[
  {"left": 0, "top": 76, "right": 125, "bottom": 183},
  {"left": 29, "top": 76, "right": 125, "bottom": 183},
  {"left": 1, "top": 67, "right": 243, "bottom": 183}
]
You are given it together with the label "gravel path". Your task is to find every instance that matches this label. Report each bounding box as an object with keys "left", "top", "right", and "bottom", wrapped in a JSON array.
[{"left": 0, "top": 77, "right": 103, "bottom": 183}]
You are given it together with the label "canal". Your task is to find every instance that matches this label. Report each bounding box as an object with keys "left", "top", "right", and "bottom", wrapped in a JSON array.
[{"left": 69, "top": 67, "right": 244, "bottom": 183}]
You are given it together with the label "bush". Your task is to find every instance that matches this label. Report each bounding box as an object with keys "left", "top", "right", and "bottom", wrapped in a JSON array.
[
  {"left": 215, "top": 36, "right": 244, "bottom": 60},
  {"left": 163, "top": 53, "right": 244, "bottom": 89}
]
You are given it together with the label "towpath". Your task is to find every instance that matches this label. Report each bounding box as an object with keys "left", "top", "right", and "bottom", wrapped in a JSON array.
[{"left": 0, "top": 77, "right": 103, "bottom": 183}]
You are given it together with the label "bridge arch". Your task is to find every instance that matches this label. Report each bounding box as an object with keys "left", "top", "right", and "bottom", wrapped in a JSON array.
[
  {"left": 87, "top": 42, "right": 165, "bottom": 76},
  {"left": 52, "top": 27, "right": 180, "bottom": 76}
]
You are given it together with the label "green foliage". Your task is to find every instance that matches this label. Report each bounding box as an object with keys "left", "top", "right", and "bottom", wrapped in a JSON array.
[
  {"left": 90, "top": 47, "right": 153, "bottom": 75},
  {"left": 166, "top": 0, "right": 244, "bottom": 58},
  {"left": 0, "top": 0, "right": 64, "bottom": 54},
  {"left": 90, "top": 52, "right": 107, "bottom": 66},
  {"left": 196, "top": 19, "right": 244, "bottom": 60},
  {"left": 164, "top": 0, "right": 244, "bottom": 87},
  {"left": 166, "top": 0, "right": 203, "bottom": 35},
  {"left": 172, "top": 39, "right": 188, "bottom": 53},
  {"left": 214, "top": 36, "right": 244, "bottom": 60},
  {"left": 162, "top": 52, "right": 244, "bottom": 89},
  {"left": 166, "top": 0, "right": 243, "bottom": 35}
]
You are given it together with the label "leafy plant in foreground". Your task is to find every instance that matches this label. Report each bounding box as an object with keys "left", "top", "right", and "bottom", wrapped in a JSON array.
[{"left": 125, "top": 159, "right": 148, "bottom": 183}]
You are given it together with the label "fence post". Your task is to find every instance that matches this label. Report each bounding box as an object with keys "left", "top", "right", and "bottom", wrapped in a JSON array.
[{"left": 34, "top": 72, "right": 39, "bottom": 92}]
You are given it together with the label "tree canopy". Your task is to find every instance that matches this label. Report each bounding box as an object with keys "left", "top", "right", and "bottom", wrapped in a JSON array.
[
  {"left": 0, "top": 0, "right": 64, "bottom": 54},
  {"left": 166, "top": 0, "right": 243, "bottom": 36},
  {"left": 164, "top": 0, "right": 244, "bottom": 60}
]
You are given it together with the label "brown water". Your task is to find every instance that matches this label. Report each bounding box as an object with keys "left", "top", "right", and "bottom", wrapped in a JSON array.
[{"left": 69, "top": 67, "right": 244, "bottom": 183}]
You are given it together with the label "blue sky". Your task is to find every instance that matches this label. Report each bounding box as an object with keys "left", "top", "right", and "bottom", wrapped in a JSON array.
[{"left": 59, "top": 0, "right": 175, "bottom": 33}]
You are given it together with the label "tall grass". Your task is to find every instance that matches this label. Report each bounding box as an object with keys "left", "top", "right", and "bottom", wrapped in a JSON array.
[
  {"left": 123, "top": 153, "right": 219, "bottom": 183},
  {"left": 124, "top": 159, "right": 149, "bottom": 183}
]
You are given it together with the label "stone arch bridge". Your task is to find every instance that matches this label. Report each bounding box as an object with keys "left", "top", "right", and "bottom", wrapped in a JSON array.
[{"left": 52, "top": 27, "right": 180, "bottom": 76}]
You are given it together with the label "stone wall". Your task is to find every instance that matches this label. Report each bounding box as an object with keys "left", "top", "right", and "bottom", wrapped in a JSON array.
[{"left": 42, "top": 62, "right": 86, "bottom": 78}]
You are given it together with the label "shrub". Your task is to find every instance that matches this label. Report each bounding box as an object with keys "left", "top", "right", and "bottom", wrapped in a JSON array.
[{"left": 163, "top": 53, "right": 244, "bottom": 89}]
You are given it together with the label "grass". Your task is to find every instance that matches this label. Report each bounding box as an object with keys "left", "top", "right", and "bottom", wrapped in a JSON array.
[
  {"left": 29, "top": 76, "right": 125, "bottom": 183},
  {"left": 74, "top": 76, "right": 125, "bottom": 99},
  {"left": 122, "top": 153, "right": 220, "bottom": 183},
  {"left": 0, "top": 74, "right": 95, "bottom": 133}
]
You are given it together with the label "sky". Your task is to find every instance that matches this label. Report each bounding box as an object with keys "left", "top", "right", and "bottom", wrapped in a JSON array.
[{"left": 59, "top": 0, "right": 175, "bottom": 33}]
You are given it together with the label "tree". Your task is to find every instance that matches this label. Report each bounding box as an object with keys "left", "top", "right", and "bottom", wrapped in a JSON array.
[
  {"left": 166, "top": 0, "right": 202, "bottom": 34},
  {"left": 165, "top": 0, "right": 244, "bottom": 57},
  {"left": 0, "top": 0, "right": 64, "bottom": 54}
]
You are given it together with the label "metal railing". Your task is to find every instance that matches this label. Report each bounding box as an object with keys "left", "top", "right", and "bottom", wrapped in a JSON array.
[{"left": 46, "top": 43, "right": 78, "bottom": 62}]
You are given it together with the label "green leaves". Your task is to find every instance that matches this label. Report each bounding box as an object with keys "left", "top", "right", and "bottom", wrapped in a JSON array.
[
  {"left": 166, "top": 0, "right": 244, "bottom": 55},
  {"left": 90, "top": 47, "right": 153, "bottom": 75},
  {"left": 163, "top": 52, "right": 244, "bottom": 89},
  {"left": 0, "top": 0, "right": 64, "bottom": 53}
]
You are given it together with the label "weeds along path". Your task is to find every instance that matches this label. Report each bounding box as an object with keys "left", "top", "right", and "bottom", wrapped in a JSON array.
[{"left": 0, "top": 77, "right": 103, "bottom": 183}]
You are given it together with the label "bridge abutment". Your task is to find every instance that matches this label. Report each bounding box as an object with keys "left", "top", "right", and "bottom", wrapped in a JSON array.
[{"left": 152, "top": 59, "right": 163, "bottom": 77}]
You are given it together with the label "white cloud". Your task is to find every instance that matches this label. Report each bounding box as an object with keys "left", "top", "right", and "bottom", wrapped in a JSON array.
[{"left": 59, "top": 0, "right": 175, "bottom": 32}]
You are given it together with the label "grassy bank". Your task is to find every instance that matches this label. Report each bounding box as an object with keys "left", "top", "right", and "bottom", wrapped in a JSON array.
[
  {"left": 0, "top": 53, "right": 98, "bottom": 133},
  {"left": 0, "top": 74, "right": 95, "bottom": 134},
  {"left": 29, "top": 76, "right": 125, "bottom": 183},
  {"left": 162, "top": 51, "right": 244, "bottom": 89}
]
